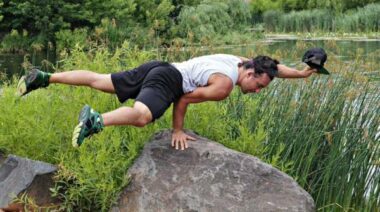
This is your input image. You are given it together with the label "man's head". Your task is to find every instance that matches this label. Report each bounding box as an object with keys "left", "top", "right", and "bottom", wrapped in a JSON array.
[{"left": 237, "top": 56, "right": 279, "bottom": 94}]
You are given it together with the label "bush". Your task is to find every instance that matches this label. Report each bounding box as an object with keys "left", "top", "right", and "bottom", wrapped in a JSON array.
[{"left": 175, "top": 0, "right": 251, "bottom": 42}]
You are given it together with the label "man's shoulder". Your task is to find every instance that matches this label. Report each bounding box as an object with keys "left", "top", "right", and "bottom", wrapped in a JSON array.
[{"left": 208, "top": 73, "right": 234, "bottom": 88}]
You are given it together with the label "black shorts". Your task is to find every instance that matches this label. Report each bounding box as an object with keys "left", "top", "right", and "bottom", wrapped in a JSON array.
[{"left": 111, "top": 61, "right": 184, "bottom": 121}]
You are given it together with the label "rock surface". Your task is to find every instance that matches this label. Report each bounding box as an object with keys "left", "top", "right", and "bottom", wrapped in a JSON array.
[
  {"left": 111, "top": 130, "right": 315, "bottom": 212},
  {"left": 0, "top": 155, "right": 57, "bottom": 208}
]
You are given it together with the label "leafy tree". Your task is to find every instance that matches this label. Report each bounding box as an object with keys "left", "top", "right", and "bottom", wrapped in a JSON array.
[{"left": 0, "top": 0, "right": 137, "bottom": 44}]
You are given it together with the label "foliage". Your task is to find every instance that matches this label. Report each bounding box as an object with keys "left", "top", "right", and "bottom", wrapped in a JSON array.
[
  {"left": 175, "top": 0, "right": 250, "bottom": 42},
  {"left": 336, "top": 3, "right": 380, "bottom": 32},
  {"left": 55, "top": 28, "right": 89, "bottom": 52},
  {"left": 0, "top": 0, "right": 168, "bottom": 50},
  {"left": 175, "top": 2, "right": 232, "bottom": 41},
  {"left": 0, "top": 0, "right": 379, "bottom": 52},
  {"left": 250, "top": 0, "right": 380, "bottom": 16},
  {"left": 249, "top": 0, "right": 282, "bottom": 16},
  {"left": 263, "top": 3, "right": 380, "bottom": 32},
  {"left": 262, "top": 10, "right": 284, "bottom": 32},
  {"left": 0, "top": 0, "right": 254, "bottom": 51},
  {"left": 0, "top": 29, "right": 31, "bottom": 52},
  {"left": 275, "top": 9, "right": 334, "bottom": 32}
]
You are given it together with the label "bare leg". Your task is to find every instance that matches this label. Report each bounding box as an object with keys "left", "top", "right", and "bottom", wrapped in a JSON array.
[
  {"left": 49, "top": 70, "right": 115, "bottom": 93},
  {"left": 102, "top": 101, "right": 153, "bottom": 127}
]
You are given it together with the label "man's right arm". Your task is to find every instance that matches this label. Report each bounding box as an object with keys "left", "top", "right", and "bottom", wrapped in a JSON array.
[{"left": 172, "top": 99, "right": 188, "bottom": 133}]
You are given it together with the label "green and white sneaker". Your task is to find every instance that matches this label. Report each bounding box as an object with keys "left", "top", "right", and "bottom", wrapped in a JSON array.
[
  {"left": 17, "top": 68, "right": 51, "bottom": 96},
  {"left": 72, "top": 105, "right": 104, "bottom": 148}
]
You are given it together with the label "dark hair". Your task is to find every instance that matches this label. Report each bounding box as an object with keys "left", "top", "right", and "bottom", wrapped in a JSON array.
[{"left": 238, "top": 55, "right": 279, "bottom": 80}]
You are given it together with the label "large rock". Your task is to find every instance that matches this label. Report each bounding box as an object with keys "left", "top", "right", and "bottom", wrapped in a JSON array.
[
  {"left": 0, "top": 155, "right": 57, "bottom": 208},
  {"left": 111, "top": 130, "right": 315, "bottom": 212}
]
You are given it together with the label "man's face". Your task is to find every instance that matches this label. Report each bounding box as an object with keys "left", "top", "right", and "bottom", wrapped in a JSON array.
[{"left": 240, "top": 72, "right": 272, "bottom": 94}]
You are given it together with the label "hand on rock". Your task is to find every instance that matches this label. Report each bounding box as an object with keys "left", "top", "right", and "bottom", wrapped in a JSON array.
[{"left": 171, "top": 129, "right": 196, "bottom": 150}]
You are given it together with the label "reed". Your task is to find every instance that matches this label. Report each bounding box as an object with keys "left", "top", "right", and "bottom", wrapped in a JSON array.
[{"left": 263, "top": 3, "right": 380, "bottom": 33}]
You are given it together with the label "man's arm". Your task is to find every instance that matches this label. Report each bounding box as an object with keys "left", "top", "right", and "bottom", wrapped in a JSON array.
[
  {"left": 239, "top": 56, "right": 316, "bottom": 78},
  {"left": 171, "top": 74, "right": 233, "bottom": 150},
  {"left": 173, "top": 74, "right": 233, "bottom": 130},
  {"left": 277, "top": 64, "right": 317, "bottom": 78}
]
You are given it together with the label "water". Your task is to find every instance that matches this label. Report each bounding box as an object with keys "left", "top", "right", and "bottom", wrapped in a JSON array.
[
  {"left": 198, "top": 39, "right": 380, "bottom": 66},
  {"left": 1, "top": 39, "right": 379, "bottom": 80}
]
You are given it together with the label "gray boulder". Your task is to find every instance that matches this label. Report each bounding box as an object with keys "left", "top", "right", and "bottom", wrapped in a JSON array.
[
  {"left": 0, "top": 155, "right": 57, "bottom": 208},
  {"left": 111, "top": 130, "right": 315, "bottom": 212}
]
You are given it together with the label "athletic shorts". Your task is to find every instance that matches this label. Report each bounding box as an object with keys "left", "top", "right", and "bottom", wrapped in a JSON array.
[{"left": 111, "top": 61, "right": 184, "bottom": 121}]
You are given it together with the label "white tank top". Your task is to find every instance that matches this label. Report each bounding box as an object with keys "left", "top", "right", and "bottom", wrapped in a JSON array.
[{"left": 172, "top": 54, "right": 240, "bottom": 93}]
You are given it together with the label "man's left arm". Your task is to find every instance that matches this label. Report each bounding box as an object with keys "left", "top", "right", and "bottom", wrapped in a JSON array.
[
  {"left": 171, "top": 75, "right": 233, "bottom": 150},
  {"left": 277, "top": 64, "right": 317, "bottom": 78}
]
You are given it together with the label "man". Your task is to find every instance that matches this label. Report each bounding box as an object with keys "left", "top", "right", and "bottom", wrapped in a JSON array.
[{"left": 17, "top": 54, "right": 316, "bottom": 150}]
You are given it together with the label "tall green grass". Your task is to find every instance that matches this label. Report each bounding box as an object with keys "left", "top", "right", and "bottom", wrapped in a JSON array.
[
  {"left": 263, "top": 3, "right": 380, "bottom": 33},
  {"left": 0, "top": 40, "right": 379, "bottom": 211},
  {"left": 254, "top": 73, "right": 379, "bottom": 211}
]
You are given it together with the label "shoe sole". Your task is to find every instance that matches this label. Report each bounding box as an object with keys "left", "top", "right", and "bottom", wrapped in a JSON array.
[
  {"left": 17, "top": 76, "right": 26, "bottom": 96},
  {"left": 72, "top": 105, "right": 91, "bottom": 148},
  {"left": 16, "top": 70, "right": 39, "bottom": 96}
]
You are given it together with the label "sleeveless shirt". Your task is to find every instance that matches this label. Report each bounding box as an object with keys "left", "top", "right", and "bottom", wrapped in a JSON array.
[{"left": 171, "top": 54, "right": 240, "bottom": 93}]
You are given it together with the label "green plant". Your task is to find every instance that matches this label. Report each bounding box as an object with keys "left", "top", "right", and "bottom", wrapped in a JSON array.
[{"left": 56, "top": 28, "right": 89, "bottom": 52}]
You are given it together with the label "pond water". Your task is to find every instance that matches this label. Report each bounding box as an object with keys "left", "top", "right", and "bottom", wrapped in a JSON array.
[{"left": 0, "top": 39, "right": 379, "bottom": 81}]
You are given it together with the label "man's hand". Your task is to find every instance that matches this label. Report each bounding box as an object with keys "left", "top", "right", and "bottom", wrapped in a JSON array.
[
  {"left": 277, "top": 64, "right": 317, "bottom": 78},
  {"left": 171, "top": 129, "right": 196, "bottom": 150},
  {"left": 301, "top": 66, "right": 318, "bottom": 78}
]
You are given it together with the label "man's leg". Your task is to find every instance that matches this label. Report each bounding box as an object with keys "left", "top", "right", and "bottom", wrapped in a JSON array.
[
  {"left": 102, "top": 101, "right": 153, "bottom": 127},
  {"left": 49, "top": 70, "right": 115, "bottom": 93},
  {"left": 72, "top": 101, "right": 153, "bottom": 147},
  {"left": 17, "top": 69, "right": 115, "bottom": 96}
]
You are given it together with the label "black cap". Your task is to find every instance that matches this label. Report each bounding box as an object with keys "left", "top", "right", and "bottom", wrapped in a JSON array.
[{"left": 302, "top": 48, "right": 330, "bottom": 75}]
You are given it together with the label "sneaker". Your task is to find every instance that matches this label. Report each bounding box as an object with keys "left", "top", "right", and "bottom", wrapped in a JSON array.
[
  {"left": 72, "top": 105, "right": 104, "bottom": 147},
  {"left": 17, "top": 68, "right": 51, "bottom": 96}
]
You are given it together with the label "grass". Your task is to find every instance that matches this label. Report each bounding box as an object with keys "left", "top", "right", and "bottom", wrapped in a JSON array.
[{"left": 0, "top": 40, "right": 379, "bottom": 211}]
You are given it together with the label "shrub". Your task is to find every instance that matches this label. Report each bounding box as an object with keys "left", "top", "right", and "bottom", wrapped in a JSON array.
[{"left": 175, "top": 0, "right": 251, "bottom": 42}]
